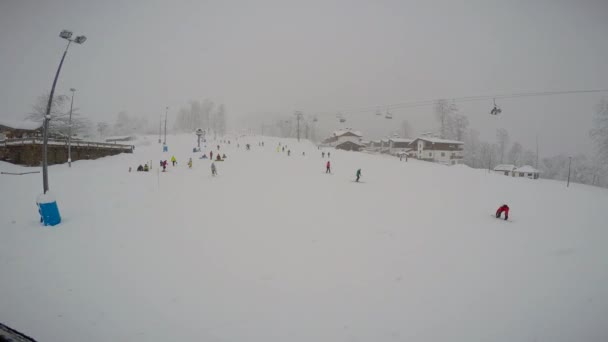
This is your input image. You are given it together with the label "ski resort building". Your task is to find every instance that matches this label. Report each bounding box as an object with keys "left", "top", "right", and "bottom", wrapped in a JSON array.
[
  {"left": 322, "top": 129, "right": 363, "bottom": 147},
  {"left": 335, "top": 140, "right": 365, "bottom": 151},
  {"left": 0, "top": 120, "right": 42, "bottom": 140},
  {"left": 493, "top": 164, "right": 541, "bottom": 179},
  {"left": 410, "top": 136, "right": 464, "bottom": 165},
  {"left": 493, "top": 164, "right": 517, "bottom": 176},
  {"left": 387, "top": 138, "right": 413, "bottom": 156},
  {"left": 513, "top": 165, "right": 541, "bottom": 179}
]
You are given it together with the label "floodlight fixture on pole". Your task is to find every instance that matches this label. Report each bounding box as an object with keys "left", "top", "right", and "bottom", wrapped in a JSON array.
[
  {"left": 41, "top": 30, "right": 87, "bottom": 194},
  {"left": 67, "top": 88, "right": 76, "bottom": 168}
]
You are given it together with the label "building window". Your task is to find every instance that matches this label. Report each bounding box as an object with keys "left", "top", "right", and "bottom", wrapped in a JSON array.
[
  {"left": 441, "top": 152, "right": 445, "bottom": 157},
  {"left": 528, "top": 173, "right": 533, "bottom": 177}
]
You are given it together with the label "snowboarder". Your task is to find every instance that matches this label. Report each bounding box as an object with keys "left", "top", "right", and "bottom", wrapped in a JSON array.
[
  {"left": 222, "top": 154, "right": 227, "bottom": 159},
  {"left": 216, "top": 154, "right": 223, "bottom": 161},
  {"left": 496, "top": 204, "right": 510, "bottom": 221},
  {"left": 211, "top": 162, "right": 217, "bottom": 176},
  {"left": 143, "top": 164, "right": 149, "bottom": 172},
  {"left": 322, "top": 152, "right": 325, "bottom": 158},
  {"left": 171, "top": 156, "right": 177, "bottom": 166},
  {"left": 326, "top": 161, "right": 331, "bottom": 173},
  {"left": 137, "top": 164, "right": 144, "bottom": 172},
  {"left": 356, "top": 169, "right": 361, "bottom": 182},
  {"left": 188, "top": 158, "right": 193, "bottom": 169}
]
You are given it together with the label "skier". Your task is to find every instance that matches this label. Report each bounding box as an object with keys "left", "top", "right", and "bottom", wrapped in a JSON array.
[
  {"left": 211, "top": 162, "right": 217, "bottom": 176},
  {"left": 326, "top": 160, "right": 331, "bottom": 173},
  {"left": 356, "top": 169, "right": 361, "bottom": 182},
  {"left": 282, "top": 146, "right": 285, "bottom": 152},
  {"left": 322, "top": 152, "right": 325, "bottom": 158},
  {"left": 495, "top": 204, "right": 510, "bottom": 221},
  {"left": 328, "top": 152, "right": 331, "bottom": 158},
  {"left": 210, "top": 151, "right": 213, "bottom": 160},
  {"left": 217, "top": 145, "right": 220, "bottom": 150},
  {"left": 302, "top": 152, "right": 305, "bottom": 156},
  {"left": 171, "top": 156, "right": 177, "bottom": 166},
  {"left": 287, "top": 150, "right": 291, "bottom": 156},
  {"left": 188, "top": 158, "right": 193, "bottom": 169}
]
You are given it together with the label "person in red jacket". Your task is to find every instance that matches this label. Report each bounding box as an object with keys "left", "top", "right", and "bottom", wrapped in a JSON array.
[
  {"left": 326, "top": 160, "right": 331, "bottom": 173},
  {"left": 496, "top": 204, "right": 510, "bottom": 220}
]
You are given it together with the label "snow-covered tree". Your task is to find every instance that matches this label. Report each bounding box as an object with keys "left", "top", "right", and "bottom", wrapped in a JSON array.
[
  {"left": 400, "top": 120, "right": 412, "bottom": 138},
  {"left": 26, "top": 93, "right": 91, "bottom": 137},
  {"left": 449, "top": 113, "right": 469, "bottom": 142},
  {"left": 507, "top": 142, "right": 523, "bottom": 165},
  {"left": 590, "top": 98, "right": 608, "bottom": 164},
  {"left": 434, "top": 99, "right": 457, "bottom": 139},
  {"left": 496, "top": 128, "right": 510, "bottom": 164},
  {"left": 97, "top": 122, "right": 109, "bottom": 138}
]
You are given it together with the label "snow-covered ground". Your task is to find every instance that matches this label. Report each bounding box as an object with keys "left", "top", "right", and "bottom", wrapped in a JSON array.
[{"left": 1, "top": 134, "right": 607, "bottom": 342}]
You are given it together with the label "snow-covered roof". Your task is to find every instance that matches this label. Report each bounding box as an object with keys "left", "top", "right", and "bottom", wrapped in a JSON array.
[
  {"left": 514, "top": 165, "right": 541, "bottom": 173},
  {"left": 0, "top": 119, "right": 42, "bottom": 131},
  {"left": 388, "top": 138, "right": 412, "bottom": 143},
  {"left": 417, "top": 137, "right": 463, "bottom": 144},
  {"left": 494, "top": 164, "right": 516, "bottom": 172},
  {"left": 333, "top": 129, "right": 362, "bottom": 137}
]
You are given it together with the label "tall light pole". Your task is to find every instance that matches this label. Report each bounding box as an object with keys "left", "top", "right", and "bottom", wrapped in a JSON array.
[
  {"left": 42, "top": 30, "right": 86, "bottom": 193},
  {"left": 294, "top": 111, "right": 303, "bottom": 142},
  {"left": 67, "top": 88, "right": 76, "bottom": 167},
  {"left": 163, "top": 107, "right": 168, "bottom": 145},
  {"left": 567, "top": 156, "right": 572, "bottom": 187},
  {"left": 158, "top": 114, "right": 162, "bottom": 143}
]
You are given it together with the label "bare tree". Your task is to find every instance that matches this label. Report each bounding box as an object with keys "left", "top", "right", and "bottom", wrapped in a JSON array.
[
  {"left": 26, "top": 93, "right": 91, "bottom": 137},
  {"left": 496, "top": 128, "right": 510, "bottom": 164},
  {"left": 434, "top": 99, "right": 457, "bottom": 139}
]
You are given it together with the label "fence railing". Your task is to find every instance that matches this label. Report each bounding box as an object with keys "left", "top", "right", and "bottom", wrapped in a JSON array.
[{"left": 0, "top": 138, "right": 134, "bottom": 151}]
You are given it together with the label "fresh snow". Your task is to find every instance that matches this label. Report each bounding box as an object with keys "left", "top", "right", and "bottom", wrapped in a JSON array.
[
  {"left": 1, "top": 133, "right": 607, "bottom": 342},
  {"left": 0, "top": 119, "right": 41, "bottom": 131}
]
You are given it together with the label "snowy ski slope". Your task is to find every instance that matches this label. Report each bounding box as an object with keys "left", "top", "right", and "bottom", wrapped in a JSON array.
[{"left": 1, "top": 134, "right": 607, "bottom": 342}]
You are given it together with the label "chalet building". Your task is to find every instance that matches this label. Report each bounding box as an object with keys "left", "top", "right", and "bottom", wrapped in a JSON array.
[
  {"left": 322, "top": 129, "right": 363, "bottom": 147},
  {"left": 493, "top": 164, "right": 517, "bottom": 176},
  {"left": 410, "top": 136, "right": 464, "bottom": 165},
  {"left": 493, "top": 164, "right": 541, "bottom": 179},
  {"left": 0, "top": 120, "right": 42, "bottom": 140},
  {"left": 336, "top": 140, "right": 365, "bottom": 151},
  {"left": 387, "top": 138, "right": 413, "bottom": 156},
  {"left": 513, "top": 165, "right": 541, "bottom": 179}
]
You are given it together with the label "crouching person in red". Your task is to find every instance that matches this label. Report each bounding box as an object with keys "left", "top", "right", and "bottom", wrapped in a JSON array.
[{"left": 496, "top": 204, "right": 509, "bottom": 220}]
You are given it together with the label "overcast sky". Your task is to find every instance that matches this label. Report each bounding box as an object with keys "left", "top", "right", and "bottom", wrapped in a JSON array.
[{"left": 1, "top": 0, "right": 607, "bottom": 156}]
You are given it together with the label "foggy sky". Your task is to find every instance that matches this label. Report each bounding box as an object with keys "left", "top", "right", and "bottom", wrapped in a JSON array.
[{"left": 1, "top": 0, "right": 607, "bottom": 156}]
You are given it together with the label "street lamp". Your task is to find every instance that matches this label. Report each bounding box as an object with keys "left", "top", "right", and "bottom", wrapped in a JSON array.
[
  {"left": 42, "top": 29, "right": 86, "bottom": 193},
  {"left": 67, "top": 88, "right": 76, "bottom": 167},
  {"left": 38, "top": 30, "right": 86, "bottom": 227}
]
